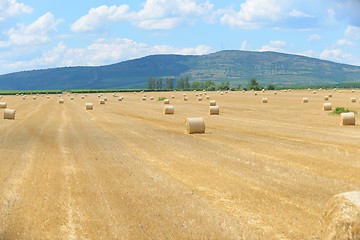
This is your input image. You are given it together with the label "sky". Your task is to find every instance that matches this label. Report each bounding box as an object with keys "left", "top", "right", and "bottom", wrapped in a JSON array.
[{"left": 0, "top": 0, "right": 360, "bottom": 75}]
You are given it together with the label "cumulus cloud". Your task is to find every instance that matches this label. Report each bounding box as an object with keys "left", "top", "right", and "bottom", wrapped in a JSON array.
[
  {"left": 0, "top": 0, "right": 33, "bottom": 22},
  {"left": 336, "top": 39, "right": 354, "bottom": 47},
  {"left": 2, "top": 12, "right": 63, "bottom": 46},
  {"left": 1, "top": 38, "right": 211, "bottom": 72},
  {"left": 308, "top": 34, "right": 321, "bottom": 42},
  {"left": 345, "top": 25, "right": 360, "bottom": 40},
  {"left": 71, "top": 0, "right": 213, "bottom": 32},
  {"left": 258, "top": 40, "right": 287, "bottom": 52},
  {"left": 320, "top": 48, "right": 354, "bottom": 63}
]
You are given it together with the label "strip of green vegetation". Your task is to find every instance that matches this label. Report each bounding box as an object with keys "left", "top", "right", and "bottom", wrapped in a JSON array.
[
  {"left": 158, "top": 97, "right": 166, "bottom": 101},
  {"left": 0, "top": 89, "right": 62, "bottom": 95},
  {"left": 330, "top": 107, "right": 357, "bottom": 115}
]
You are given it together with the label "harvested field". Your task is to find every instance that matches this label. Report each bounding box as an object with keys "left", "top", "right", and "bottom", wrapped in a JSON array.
[{"left": 0, "top": 90, "right": 360, "bottom": 239}]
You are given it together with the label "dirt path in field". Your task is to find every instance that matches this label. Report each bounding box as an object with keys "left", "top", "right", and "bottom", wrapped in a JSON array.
[{"left": 0, "top": 91, "right": 360, "bottom": 239}]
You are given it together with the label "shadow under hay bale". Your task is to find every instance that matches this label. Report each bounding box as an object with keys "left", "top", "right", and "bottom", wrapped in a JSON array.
[
  {"left": 321, "top": 191, "right": 360, "bottom": 240},
  {"left": 185, "top": 117, "right": 205, "bottom": 134}
]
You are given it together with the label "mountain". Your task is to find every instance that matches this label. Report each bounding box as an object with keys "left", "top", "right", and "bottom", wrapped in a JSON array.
[{"left": 1, "top": 50, "right": 360, "bottom": 90}]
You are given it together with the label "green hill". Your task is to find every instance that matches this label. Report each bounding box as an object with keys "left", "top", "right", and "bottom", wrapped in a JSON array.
[{"left": 0, "top": 50, "right": 360, "bottom": 90}]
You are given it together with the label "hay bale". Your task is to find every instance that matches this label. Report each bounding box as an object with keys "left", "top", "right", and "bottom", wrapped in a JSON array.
[
  {"left": 142, "top": 97, "right": 146, "bottom": 101},
  {"left": 324, "top": 102, "right": 332, "bottom": 111},
  {"left": 163, "top": 106, "right": 174, "bottom": 115},
  {"left": 321, "top": 191, "right": 360, "bottom": 240},
  {"left": 118, "top": 96, "right": 123, "bottom": 101},
  {"left": 59, "top": 99, "right": 64, "bottom": 104},
  {"left": 171, "top": 95, "right": 175, "bottom": 99},
  {"left": 274, "top": 91, "right": 277, "bottom": 95},
  {"left": 351, "top": 97, "right": 356, "bottom": 103},
  {"left": 324, "top": 96, "right": 329, "bottom": 101},
  {"left": 100, "top": 99, "right": 105, "bottom": 104},
  {"left": 0, "top": 102, "right": 7, "bottom": 108},
  {"left": 328, "top": 94, "right": 332, "bottom": 98},
  {"left": 209, "top": 100, "right": 216, "bottom": 106},
  {"left": 302, "top": 97, "right": 308, "bottom": 103},
  {"left": 209, "top": 106, "right": 219, "bottom": 115},
  {"left": 4, "top": 109, "right": 15, "bottom": 120},
  {"left": 352, "top": 89, "right": 355, "bottom": 92},
  {"left": 103, "top": 97, "right": 107, "bottom": 101},
  {"left": 22, "top": 96, "right": 26, "bottom": 100},
  {"left": 183, "top": 97, "right": 188, "bottom": 101},
  {"left": 81, "top": 96, "right": 85, "bottom": 99},
  {"left": 164, "top": 99, "right": 170, "bottom": 104},
  {"left": 313, "top": 91, "right": 317, "bottom": 94},
  {"left": 254, "top": 92, "right": 258, "bottom": 96},
  {"left": 33, "top": 96, "right": 36, "bottom": 100},
  {"left": 185, "top": 117, "right": 205, "bottom": 134},
  {"left": 262, "top": 98, "right": 268, "bottom": 103},
  {"left": 205, "top": 95, "right": 210, "bottom": 100},
  {"left": 150, "top": 96, "right": 154, "bottom": 100},
  {"left": 70, "top": 97, "right": 74, "bottom": 100},
  {"left": 308, "top": 88, "right": 311, "bottom": 91},
  {"left": 85, "top": 103, "right": 94, "bottom": 110},
  {"left": 220, "top": 92, "right": 224, "bottom": 95},
  {"left": 197, "top": 97, "right": 202, "bottom": 101},
  {"left": 340, "top": 112, "right": 355, "bottom": 126}
]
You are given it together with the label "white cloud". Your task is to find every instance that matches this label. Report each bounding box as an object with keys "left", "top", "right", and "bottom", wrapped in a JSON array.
[
  {"left": 71, "top": 0, "right": 214, "bottom": 32},
  {"left": 258, "top": 40, "right": 287, "bottom": 52},
  {"left": 2, "top": 12, "right": 63, "bottom": 46},
  {"left": 320, "top": 48, "right": 354, "bottom": 64},
  {"left": 289, "top": 9, "right": 312, "bottom": 18},
  {"left": 71, "top": 5, "right": 131, "bottom": 32},
  {"left": 2, "top": 39, "right": 211, "bottom": 72},
  {"left": 308, "top": 34, "right": 321, "bottom": 42},
  {"left": 240, "top": 40, "right": 248, "bottom": 50},
  {"left": 220, "top": 0, "right": 289, "bottom": 29},
  {"left": 345, "top": 25, "right": 360, "bottom": 40},
  {"left": 336, "top": 39, "right": 354, "bottom": 47},
  {"left": 0, "top": 0, "right": 33, "bottom": 22}
]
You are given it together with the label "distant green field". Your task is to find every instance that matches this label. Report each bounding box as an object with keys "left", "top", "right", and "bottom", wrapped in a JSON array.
[{"left": 0, "top": 89, "right": 62, "bottom": 95}]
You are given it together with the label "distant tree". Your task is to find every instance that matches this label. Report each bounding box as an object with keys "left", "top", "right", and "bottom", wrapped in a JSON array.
[
  {"left": 147, "top": 77, "right": 155, "bottom": 90},
  {"left": 156, "top": 78, "right": 163, "bottom": 89},
  {"left": 248, "top": 78, "right": 262, "bottom": 90},
  {"left": 177, "top": 78, "right": 184, "bottom": 89},
  {"left": 204, "top": 80, "right": 216, "bottom": 90},
  {"left": 191, "top": 81, "right": 204, "bottom": 90},
  {"left": 183, "top": 76, "right": 190, "bottom": 89},
  {"left": 218, "top": 81, "right": 230, "bottom": 90},
  {"left": 166, "top": 77, "right": 174, "bottom": 89},
  {"left": 267, "top": 84, "right": 276, "bottom": 90}
]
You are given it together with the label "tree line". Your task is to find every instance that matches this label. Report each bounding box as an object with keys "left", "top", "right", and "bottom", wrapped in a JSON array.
[{"left": 147, "top": 76, "right": 276, "bottom": 91}]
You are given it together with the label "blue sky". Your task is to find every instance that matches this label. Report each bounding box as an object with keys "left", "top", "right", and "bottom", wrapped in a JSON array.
[{"left": 0, "top": 0, "right": 360, "bottom": 75}]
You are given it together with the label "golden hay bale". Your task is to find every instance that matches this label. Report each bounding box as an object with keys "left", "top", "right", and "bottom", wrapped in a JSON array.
[
  {"left": 195, "top": 93, "right": 198, "bottom": 96},
  {"left": 33, "top": 96, "right": 36, "bottom": 100},
  {"left": 142, "top": 97, "right": 146, "bottom": 101},
  {"left": 4, "top": 109, "right": 15, "bottom": 120},
  {"left": 321, "top": 191, "right": 360, "bottom": 240},
  {"left": 98, "top": 94, "right": 101, "bottom": 98},
  {"left": 313, "top": 91, "right": 317, "bottom": 94},
  {"left": 352, "top": 89, "right": 355, "bottom": 92},
  {"left": 118, "top": 96, "right": 123, "bottom": 101},
  {"left": 262, "top": 98, "right": 268, "bottom": 103},
  {"left": 262, "top": 89, "right": 265, "bottom": 92},
  {"left": 324, "top": 96, "right": 329, "bottom": 100},
  {"left": 163, "top": 106, "right": 174, "bottom": 114},
  {"left": 183, "top": 93, "right": 187, "bottom": 97},
  {"left": 150, "top": 96, "right": 154, "bottom": 100},
  {"left": 47, "top": 95, "right": 50, "bottom": 99},
  {"left": 351, "top": 97, "right": 356, "bottom": 103},
  {"left": 100, "top": 99, "right": 105, "bottom": 104},
  {"left": 185, "top": 117, "right": 205, "bottom": 134},
  {"left": 284, "top": 90, "right": 288, "bottom": 92},
  {"left": 103, "top": 97, "right": 107, "bottom": 101},
  {"left": 206, "top": 95, "right": 210, "bottom": 100},
  {"left": 340, "top": 112, "right": 355, "bottom": 126},
  {"left": 302, "top": 97, "right": 308, "bottom": 103},
  {"left": 0, "top": 102, "right": 7, "bottom": 108},
  {"left": 85, "top": 103, "right": 94, "bottom": 110},
  {"left": 274, "top": 91, "right": 277, "bottom": 95},
  {"left": 197, "top": 96, "right": 203, "bottom": 101},
  {"left": 164, "top": 99, "right": 170, "bottom": 104},
  {"left": 59, "top": 99, "right": 64, "bottom": 104},
  {"left": 183, "top": 97, "right": 188, "bottom": 101},
  {"left": 81, "top": 96, "right": 85, "bottom": 99},
  {"left": 209, "top": 100, "right": 216, "bottom": 106},
  {"left": 324, "top": 102, "right": 332, "bottom": 111},
  {"left": 209, "top": 106, "right": 219, "bottom": 115},
  {"left": 254, "top": 92, "right": 258, "bottom": 95},
  {"left": 220, "top": 92, "right": 224, "bottom": 95},
  {"left": 70, "top": 97, "right": 74, "bottom": 100},
  {"left": 171, "top": 95, "right": 175, "bottom": 99},
  {"left": 22, "top": 96, "right": 26, "bottom": 100},
  {"left": 308, "top": 88, "right": 311, "bottom": 91},
  {"left": 328, "top": 94, "right": 332, "bottom": 98}
]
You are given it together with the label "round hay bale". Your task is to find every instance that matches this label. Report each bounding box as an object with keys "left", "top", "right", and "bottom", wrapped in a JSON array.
[
  {"left": 302, "top": 97, "right": 308, "bottom": 103},
  {"left": 254, "top": 92, "right": 258, "bottom": 96},
  {"left": 185, "top": 117, "right": 205, "bottom": 134},
  {"left": 70, "top": 97, "right": 74, "bottom": 100},
  {"left": 313, "top": 91, "right": 317, "bottom": 94},
  {"left": 100, "top": 99, "right": 105, "bottom": 104},
  {"left": 321, "top": 191, "right": 360, "bottom": 240},
  {"left": 183, "top": 93, "right": 187, "bottom": 97},
  {"left": 103, "top": 97, "right": 107, "bottom": 101},
  {"left": 340, "top": 112, "right": 355, "bottom": 126},
  {"left": 142, "top": 97, "right": 146, "bottom": 101},
  {"left": 351, "top": 97, "right": 356, "bottom": 103},
  {"left": 205, "top": 95, "right": 210, "bottom": 100},
  {"left": 328, "top": 94, "right": 332, "bottom": 98},
  {"left": 163, "top": 106, "right": 174, "bottom": 115},
  {"left": 197, "top": 97, "right": 203, "bottom": 101},
  {"left": 274, "top": 91, "right": 277, "bottom": 95},
  {"left": 333, "top": 88, "right": 337, "bottom": 91},
  {"left": 209, "top": 100, "right": 216, "bottom": 106},
  {"left": 352, "top": 89, "right": 355, "bottom": 92},
  {"left": 118, "top": 96, "right": 123, "bottom": 101},
  {"left": 209, "top": 106, "right": 219, "bottom": 115},
  {"left": 183, "top": 97, "right": 188, "bottom": 101},
  {"left": 308, "top": 88, "right": 311, "bottom": 91},
  {"left": 220, "top": 92, "right": 224, "bottom": 95},
  {"left": 284, "top": 90, "right": 288, "bottom": 93},
  {"left": 4, "top": 109, "right": 15, "bottom": 120},
  {"left": 22, "top": 96, "right": 26, "bottom": 100},
  {"left": 150, "top": 96, "right": 154, "bottom": 100},
  {"left": 0, "top": 102, "right": 7, "bottom": 108},
  {"left": 164, "top": 99, "right": 170, "bottom": 104},
  {"left": 324, "top": 96, "right": 329, "bottom": 101},
  {"left": 81, "top": 96, "right": 85, "bottom": 99},
  {"left": 171, "top": 95, "right": 175, "bottom": 99},
  {"left": 324, "top": 102, "right": 332, "bottom": 111},
  {"left": 33, "top": 96, "right": 36, "bottom": 100},
  {"left": 59, "top": 99, "right": 64, "bottom": 104},
  {"left": 85, "top": 103, "right": 94, "bottom": 110},
  {"left": 47, "top": 95, "right": 50, "bottom": 99},
  {"left": 262, "top": 98, "right": 268, "bottom": 103}
]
